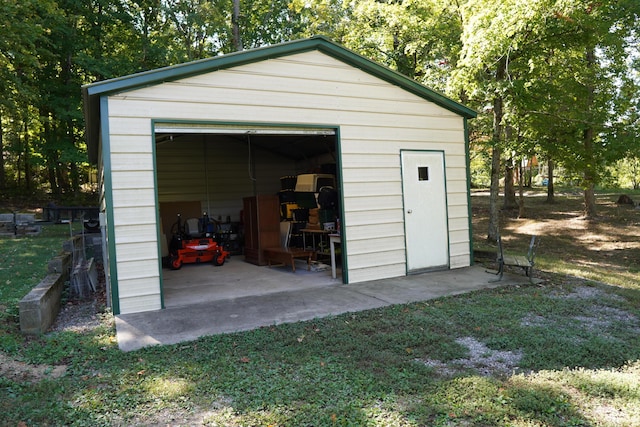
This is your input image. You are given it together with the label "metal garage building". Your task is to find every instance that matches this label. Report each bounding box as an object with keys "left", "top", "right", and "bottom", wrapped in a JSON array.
[{"left": 82, "top": 36, "right": 476, "bottom": 315}]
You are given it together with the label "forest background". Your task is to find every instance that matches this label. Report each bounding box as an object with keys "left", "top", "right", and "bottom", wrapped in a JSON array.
[{"left": 1, "top": 0, "right": 639, "bottom": 238}]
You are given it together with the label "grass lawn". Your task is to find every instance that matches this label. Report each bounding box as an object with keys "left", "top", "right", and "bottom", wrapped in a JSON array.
[{"left": 1, "top": 190, "right": 639, "bottom": 426}]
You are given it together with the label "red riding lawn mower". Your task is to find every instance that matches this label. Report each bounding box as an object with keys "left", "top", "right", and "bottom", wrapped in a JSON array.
[{"left": 167, "top": 213, "right": 229, "bottom": 270}]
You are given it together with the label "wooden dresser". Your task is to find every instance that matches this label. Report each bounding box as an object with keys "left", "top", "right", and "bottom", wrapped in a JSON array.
[{"left": 242, "top": 195, "right": 280, "bottom": 265}]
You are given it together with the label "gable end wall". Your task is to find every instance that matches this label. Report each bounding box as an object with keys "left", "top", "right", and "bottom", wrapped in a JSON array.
[{"left": 105, "top": 51, "right": 471, "bottom": 313}]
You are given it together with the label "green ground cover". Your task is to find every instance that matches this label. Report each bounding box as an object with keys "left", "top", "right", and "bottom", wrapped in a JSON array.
[{"left": 1, "top": 190, "right": 638, "bottom": 426}]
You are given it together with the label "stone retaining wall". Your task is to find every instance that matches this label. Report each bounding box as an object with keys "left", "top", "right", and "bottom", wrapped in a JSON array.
[
  {"left": 19, "top": 252, "right": 72, "bottom": 335},
  {"left": 19, "top": 233, "right": 103, "bottom": 335}
]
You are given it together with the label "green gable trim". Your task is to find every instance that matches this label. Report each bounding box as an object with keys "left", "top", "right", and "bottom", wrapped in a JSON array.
[
  {"left": 83, "top": 36, "right": 476, "bottom": 162},
  {"left": 100, "top": 96, "right": 120, "bottom": 315}
]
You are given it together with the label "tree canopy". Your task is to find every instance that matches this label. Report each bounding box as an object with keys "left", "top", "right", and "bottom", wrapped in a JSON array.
[{"left": 1, "top": 0, "right": 638, "bottom": 224}]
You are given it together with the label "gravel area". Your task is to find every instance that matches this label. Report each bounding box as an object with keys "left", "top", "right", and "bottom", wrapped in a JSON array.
[
  {"left": 50, "top": 297, "right": 106, "bottom": 334},
  {"left": 417, "top": 337, "right": 523, "bottom": 377},
  {"left": 50, "top": 263, "right": 109, "bottom": 334}
]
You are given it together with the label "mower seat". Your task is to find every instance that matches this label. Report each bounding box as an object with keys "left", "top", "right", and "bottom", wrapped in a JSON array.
[{"left": 184, "top": 218, "right": 203, "bottom": 238}]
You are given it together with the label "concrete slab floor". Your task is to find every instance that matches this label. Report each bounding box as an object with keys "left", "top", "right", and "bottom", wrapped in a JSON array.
[
  {"left": 116, "top": 265, "right": 534, "bottom": 352},
  {"left": 162, "top": 256, "right": 341, "bottom": 308}
]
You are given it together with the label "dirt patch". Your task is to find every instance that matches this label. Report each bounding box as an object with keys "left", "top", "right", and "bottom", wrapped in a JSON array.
[
  {"left": 417, "top": 337, "right": 523, "bottom": 377},
  {"left": 0, "top": 264, "right": 110, "bottom": 385},
  {"left": 0, "top": 352, "right": 67, "bottom": 383}
]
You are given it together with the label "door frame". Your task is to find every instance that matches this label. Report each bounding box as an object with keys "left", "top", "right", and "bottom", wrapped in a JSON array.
[
  {"left": 400, "top": 149, "right": 450, "bottom": 274},
  {"left": 151, "top": 119, "right": 349, "bottom": 310}
]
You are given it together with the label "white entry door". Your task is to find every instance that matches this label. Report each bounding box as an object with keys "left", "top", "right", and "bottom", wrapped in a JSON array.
[{"left": 401, "top": 150, "right": 449, "bottom": 272}]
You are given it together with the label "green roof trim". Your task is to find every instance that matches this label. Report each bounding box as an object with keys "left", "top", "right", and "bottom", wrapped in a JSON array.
[{"left": 83, "top": 35, "right": 476, "bottom": 162}]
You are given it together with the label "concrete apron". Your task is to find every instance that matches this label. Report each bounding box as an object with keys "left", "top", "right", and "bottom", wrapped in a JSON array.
[{"left": 115, "top": 265, "right": 531, "bottom": 352}]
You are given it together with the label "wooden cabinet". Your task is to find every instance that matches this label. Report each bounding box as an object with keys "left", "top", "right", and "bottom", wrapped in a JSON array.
[{"left": 243, "top": 195, "right": 280, "bottom": 265}]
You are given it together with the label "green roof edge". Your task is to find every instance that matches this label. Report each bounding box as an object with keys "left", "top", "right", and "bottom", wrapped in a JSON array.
[{"left": 83, "top": 36, "right": 476, "bottom": 162}]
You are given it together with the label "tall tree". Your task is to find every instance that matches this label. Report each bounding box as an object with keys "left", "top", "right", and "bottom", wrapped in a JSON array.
[
  {"left": 522, "top": 1, "right": 640, "bottom": 217},
  {"left": 164, "top": 0, "right": 231, "bottom": 60},
  {"left": 0, "top": 0, "right": 51, "bottom": 193},
  {"left": 453, "top": 0, "right": 640, "bottom": 235},
  {"left": 340, "top": 0, "right": 464, "bottom": 89}
]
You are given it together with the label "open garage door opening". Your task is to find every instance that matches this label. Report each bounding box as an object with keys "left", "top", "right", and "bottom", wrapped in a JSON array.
[{"left": 154, "top": 124, "right": 344, "bottom": 308}]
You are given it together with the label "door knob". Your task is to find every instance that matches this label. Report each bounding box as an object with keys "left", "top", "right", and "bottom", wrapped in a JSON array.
[{"left": 407, "top": 209, "right": 412, "bottom": 214}]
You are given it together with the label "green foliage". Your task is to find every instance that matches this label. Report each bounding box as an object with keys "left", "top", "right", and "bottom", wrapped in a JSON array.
[
  {"left": 451, "top": 0, "right": 640, "bottom": 219},
  {"left": 1, "top": 0, "right": 638, "bottom": 217}
]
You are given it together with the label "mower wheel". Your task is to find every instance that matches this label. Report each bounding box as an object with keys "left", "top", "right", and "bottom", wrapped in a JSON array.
[
  {"left": 213, "top": 253, "right": 226, "bottom": 266},
  {"left": 169, "top": 256, "right": 182, "bottom": 270}
]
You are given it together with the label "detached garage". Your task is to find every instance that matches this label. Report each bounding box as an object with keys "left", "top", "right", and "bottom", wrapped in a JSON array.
[{"left": 82, "top": 36, "right": 476, "bottom": 315}]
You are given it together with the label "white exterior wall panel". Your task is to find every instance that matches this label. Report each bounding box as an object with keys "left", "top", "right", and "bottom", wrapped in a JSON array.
[
  {"left": 105, "top": 50, "right": 471, "bottom": 312},
  {"left": 111, "top": 171, "right": 155, "bottom": 189}
]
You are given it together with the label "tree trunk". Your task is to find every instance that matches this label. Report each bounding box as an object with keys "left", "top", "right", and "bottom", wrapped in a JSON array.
[
  {"left": 42, "top": 111, "right": 60, "bottom": 196},
  {"left": 55, "top": 155, "right": 67, "bottom": 194},
  {"left": 546, "top": 158, "right": 555, "bottom": 203},
  {"left": 584, "top": 183, "right": 596, "bottom": 218},
  {"left": 518, "top": 160, "right": 526, "bottom": 218},
  {"left": 503, "top": 158, "right": 517, "bottom": 209},
  {"left": 487, "top": 58, "right": 507, "bottom": 242},
  {"left": 48, "top": 165, "right": 58, "bottom": 196},
  {"left": 583, "top": 123, "right": 597, "bottom": 218},
  {"left": 582, "top": 48, "right": 597, "bottom": 219},
  {"left": 23, "top": 122, "right": 32, "bottom": 192},
  {"left": 67, "top": 119, "right": 80, "bottom": 192},
  {"left": 488, "top": 144, "right": 501, "bottom": 242},
  {"left": 0, "top": 110, "right": 5, "bottom": 191},
  {"left": 232, "top": 0, "right": 242, "bottom": 51}
]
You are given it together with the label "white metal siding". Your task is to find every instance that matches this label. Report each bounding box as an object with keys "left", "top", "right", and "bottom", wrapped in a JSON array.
[{"left": 105, "top": 50, "right": 471, "bottom": 312}]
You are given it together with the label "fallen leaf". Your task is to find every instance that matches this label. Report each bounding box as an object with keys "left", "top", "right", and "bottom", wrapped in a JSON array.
[
  {"left": 137, "top": 370, "right": 146, "bottom": 376},
  {"left": 297, "top": 335, "right": 305, "bottom": 343},
  {"left": 240, "top": 356, "right": 250, "bottom": 363}
]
